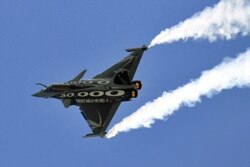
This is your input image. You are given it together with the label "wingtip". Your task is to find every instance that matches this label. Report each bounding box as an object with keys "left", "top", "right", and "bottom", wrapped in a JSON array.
[
  {"left": 142, "top": 45, "right": 148, "bottom": 51},
  {"left": 82, "top": 132, "right": 107, "bottom": 138},
  {"left": 125, "top": 45, "right": 148, "bottom": 52}
]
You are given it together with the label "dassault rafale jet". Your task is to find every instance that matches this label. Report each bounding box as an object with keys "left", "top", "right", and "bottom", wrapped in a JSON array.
[{"left": 32, "top": 45, "right": 147, "bottom": 138}]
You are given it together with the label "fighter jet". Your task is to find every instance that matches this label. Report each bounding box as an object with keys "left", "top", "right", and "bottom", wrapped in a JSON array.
[{"left": 32, "top": 45, "right": 147, "bottom": 138}]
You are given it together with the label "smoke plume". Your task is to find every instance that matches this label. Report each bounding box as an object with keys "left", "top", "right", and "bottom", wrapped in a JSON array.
[
  {"left": 106, "top": 49, "right": 250, "bottom": 138},
  {"left": 149, "top": 0, "right": 250, "bottom": 47}
]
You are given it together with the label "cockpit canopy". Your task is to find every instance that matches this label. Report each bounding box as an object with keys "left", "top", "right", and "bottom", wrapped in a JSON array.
[{"left": 49, "top": 84, "right": 73, "bottom": 91}]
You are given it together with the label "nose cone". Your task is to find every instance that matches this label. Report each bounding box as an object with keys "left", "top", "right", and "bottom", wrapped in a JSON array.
[
  {"left": 32, "top": 90, "right": 48, "bottom": 98},
  {"left": 32, "top": 90, "right": 58, "bottom": 98}
]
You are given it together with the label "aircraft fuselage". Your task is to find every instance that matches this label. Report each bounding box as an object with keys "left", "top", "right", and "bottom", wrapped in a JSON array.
[{"left": 41, "top": 79, "right": 141, "bottom": 106}]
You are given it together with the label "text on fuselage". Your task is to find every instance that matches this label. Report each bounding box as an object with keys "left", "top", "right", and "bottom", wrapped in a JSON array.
[{"left": 59, "top": 90, "right": 125, "bottom": 99}]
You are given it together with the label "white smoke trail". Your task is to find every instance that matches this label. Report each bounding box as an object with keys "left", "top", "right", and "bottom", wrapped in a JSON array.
[
  {"left": 149, "top": 0, "right": 250, "bottom": 47},
  {"left": 106, "top": 49, "right": 250, "bottom": 138}
]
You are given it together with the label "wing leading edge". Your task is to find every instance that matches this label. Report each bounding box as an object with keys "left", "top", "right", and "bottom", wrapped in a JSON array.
[{"left": 93, "top": 45, "right": 147, "bottom": 80}]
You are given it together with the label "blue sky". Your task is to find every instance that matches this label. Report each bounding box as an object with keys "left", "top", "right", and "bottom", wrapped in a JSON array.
[{"left": 1, "top": 0, "right": 250, "bottom": 167}]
